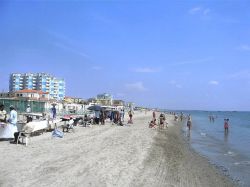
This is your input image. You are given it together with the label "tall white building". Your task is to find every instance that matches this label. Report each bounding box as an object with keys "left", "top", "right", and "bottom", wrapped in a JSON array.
[{"left": 9, "top": 73, "right": 65, "bottom": 100}]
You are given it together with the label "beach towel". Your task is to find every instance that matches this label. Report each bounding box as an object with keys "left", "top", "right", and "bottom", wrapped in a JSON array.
[{"left": 52, "top": 129, "right": 63, "bottom": 138}]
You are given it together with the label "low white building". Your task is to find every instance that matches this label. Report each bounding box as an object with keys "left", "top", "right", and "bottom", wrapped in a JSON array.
[{"left": 14, "top": 89, "right": 50, "bottom": 100}]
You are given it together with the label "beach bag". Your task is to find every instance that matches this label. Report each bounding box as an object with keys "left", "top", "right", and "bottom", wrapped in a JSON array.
[{"left": 52, "top": 129, "right": 64, "bottom": 138}]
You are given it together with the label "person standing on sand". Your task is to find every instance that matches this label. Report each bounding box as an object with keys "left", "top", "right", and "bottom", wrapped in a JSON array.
[
  {"left": 153, "top": 111, "right": 156, "bottom": 120},
  {"left": 26, "top": 104, "right": 31, "bottom": 113},
  {"left": 180, "top": 112, "right": 184, "bottom": 121},
  {"left": 8, "top": 105, "right": 17, "bottom": 125},
  {"left": 100, "top": 110, "right": 105, "bottom": 125},
  {"left": 51, "top": 105, "right": 57, "bottom": 120},
  {"left": 0, "top": 104, "right": 7, "bottom": 123},
  {"left": 187, "top": 115, "right": 192, "bottom": 131},
  {"left": 159, "top": 113, "right": 166, "bottom": 129},
  {"left": 128, "top": 110, "right": 133, "bottom": 124}
]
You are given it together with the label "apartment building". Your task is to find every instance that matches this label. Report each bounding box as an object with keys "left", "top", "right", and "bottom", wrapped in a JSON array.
[{"left": 9, "top": 73, "right": 65, "bottom": 100}]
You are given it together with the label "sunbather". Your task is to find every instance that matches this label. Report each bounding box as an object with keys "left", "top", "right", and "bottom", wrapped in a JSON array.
[{"left": 149, "top": 120, "right": 157, "bottom": 129}]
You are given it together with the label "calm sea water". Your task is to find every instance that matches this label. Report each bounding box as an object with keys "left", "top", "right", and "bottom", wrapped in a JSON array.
[{"left": 179, "top": 111, "right": 250, "bottom": 186}]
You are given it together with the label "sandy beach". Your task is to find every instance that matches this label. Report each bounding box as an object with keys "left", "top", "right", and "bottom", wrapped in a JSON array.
[{"left": 0, "top": 111, "right": 236, "bottom": 187}]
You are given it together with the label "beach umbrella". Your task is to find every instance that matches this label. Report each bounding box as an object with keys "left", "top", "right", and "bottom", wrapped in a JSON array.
[{"left": 87, "top": 105, "right": 102, "bottom": 111}]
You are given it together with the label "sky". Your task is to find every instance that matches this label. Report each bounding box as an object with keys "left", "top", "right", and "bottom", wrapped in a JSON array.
[{"left": 0, "top": 0, "right": 250, "bottom": 111}]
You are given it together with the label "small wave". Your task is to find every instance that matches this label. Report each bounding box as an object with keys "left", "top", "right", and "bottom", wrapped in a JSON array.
[
  {"left": 241, "top": 161, "right": 250, "bottom": 165},
  {"left": 233, "top": 162, "right": 240, "bottom": 165},
  {"left": 200, "top": 132, "right": 206, "bottom": 136},
  {"left": 233, "top": 161, "right": 250, "bottom": 166},
  {"left": 224, "top": 151, "right": 236, "bottom": 156}
]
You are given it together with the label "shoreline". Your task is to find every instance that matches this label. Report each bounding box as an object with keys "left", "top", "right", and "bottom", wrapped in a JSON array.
[
  {"left": 0, "top": 111, "right": 236, "bottom": 186},
  {"left": 131, "top": 114, "right": 236, "bottom": 187}
]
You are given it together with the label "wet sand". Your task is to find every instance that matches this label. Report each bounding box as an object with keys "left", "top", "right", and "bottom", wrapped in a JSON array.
[
  {"left": 131, "top": 118, "right": 236, "bottom": 187},
  {"left": 0, "top": 112, "right": 236, "bottom": 187}
]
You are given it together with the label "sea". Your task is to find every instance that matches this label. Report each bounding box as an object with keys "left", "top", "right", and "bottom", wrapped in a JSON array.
[{"left": 175, "top": 111, "right": 250, "bottom": 186}]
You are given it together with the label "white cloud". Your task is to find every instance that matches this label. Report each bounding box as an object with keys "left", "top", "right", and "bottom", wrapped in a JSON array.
[
  {"left": 189, "top": 6, "right": 211, "bottom": 16},
  {"left": 239, "top": 44, "right": 250, "bottom": 51},
  {"left": 132, "top": 67, "right": 161, "bottom": 73},
  {"left": 169, "top": 80, "right": 182, "bottom": 88},
  {"left": 125, "top": 82, "right": 147, "bottom": 91},
  {"left": 169, "top": 80, "right": 177, "bottom": 85},
  {"left": 92, "top": 66, "right": 102, "bottom": 70},
  {"left": 209, "top": 80, "right": 219, "bottom": 85},
  {"left": 42, "top": 28, "right": 90, "bottom": 59},
  {"left": 203, "top": 8, "right": 211, "bottom": 15},
  {"left": 116, "top": 93, "right": 126, "bottom": 97},
  {"left": 189, "top": 7, "right": 202, "bottom": 14},
  {"left": 176, "top": 84, "right": 183, "bottom": 88},
  {"left": 170, "top": 57, "right": 213, "bottom": 66},
  {"left": 229, "top": 70, "right": 250, "bottom": 79},
  {"left": 52, "top": 42, "right": 89, "bottom": 58}
]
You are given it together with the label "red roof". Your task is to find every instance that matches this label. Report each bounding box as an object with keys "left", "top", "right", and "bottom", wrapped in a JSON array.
[{"left": 15, "top": 89, "right": 49, "bottom": 94}]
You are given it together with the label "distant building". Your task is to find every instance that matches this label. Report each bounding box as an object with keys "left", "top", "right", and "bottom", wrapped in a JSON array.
[
  {"left": 127, "top": 102, "right": 135, "bottom": 111},
  {"left": 96, "top": 93, "right": 113, "bottom": 106},
  {"left": 97, "top": 93, "right": 112, "bottom": 100},
  {"left": 64, "top": 96, "right": 86, "bottom": 104},
  {"left": 0, "top": 90, "right": 49, "bottom": 101},
  {"left": 14, "top": 89, "right": 50, "bottom": 100},
  {"left": 9, "top": 73, "right": 65, "bottom": 100},
  {"left": 112, "top": 99, "right": 125, "bottom": 110}
]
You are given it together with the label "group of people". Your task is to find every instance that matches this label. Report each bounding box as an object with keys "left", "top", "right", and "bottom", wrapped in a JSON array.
[
  {"left": 149, "top": 111, "right": 167, "bottom": 129},
  {"left": 0, "top": 104, "right": 18, "bottom": 125},
  {"left": 0, "top": 103, "right": 58, "bottom": 143},
  {"left": 148, "top": 111, "right": 192, "bottom": 131},
  {"left": 0, "top": 104, "right": 19, "bottom": 142},
  {"left": 86, "top": 109, "right": 132, "bottom": 126}
]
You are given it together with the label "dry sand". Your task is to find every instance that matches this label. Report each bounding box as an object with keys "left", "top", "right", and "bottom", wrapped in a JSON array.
[{"left": 0, "top": 112, "right": 236, "bottom": 187}]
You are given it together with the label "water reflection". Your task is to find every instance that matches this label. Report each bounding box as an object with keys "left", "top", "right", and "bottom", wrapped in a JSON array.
[
  {"left": 224, "top": 131, "right": 229, "bottom": 143},
  {"left": 186, "top": 129, "right": 191, "bottom": 141}
]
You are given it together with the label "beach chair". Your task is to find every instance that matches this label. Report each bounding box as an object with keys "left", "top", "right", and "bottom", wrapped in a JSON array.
[
  {"left": 17, "top": 131, "right": 31, "bottom": 146},
  {"left": 16, "top": 120, "right": 49, "bottom": 146},
  {"left": 62, "top": 118, "right": 75, "bottom": 133},
  {"left": 82, "top": 116, "right": 92, "bottom": 127}
]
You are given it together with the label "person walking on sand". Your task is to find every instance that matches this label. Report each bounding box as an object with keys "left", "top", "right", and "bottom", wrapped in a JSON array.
[
  {"left": 153, "top": 111, "right": 156, "bottom": 121},
  {"left": 224, "top": 118, "right": 229, "bottom": 133},
  {"left": 51, "top": 105, "right": 57, "bottom": 120},
  {"left": 187, "top": 115, "right": 192, "bottom": 131},
  {"left": 128, "top": 110, "right": 133, "bottom": 124}
]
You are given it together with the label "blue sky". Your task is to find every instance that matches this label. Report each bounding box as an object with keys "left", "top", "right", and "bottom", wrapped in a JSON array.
[{"left": 0, "top": 0, "right": 250, "bottom": 111}]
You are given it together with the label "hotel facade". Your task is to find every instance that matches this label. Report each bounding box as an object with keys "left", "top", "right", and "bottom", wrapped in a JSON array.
[{"left": 9, "top": 73, "right": 65, "bottom": 100}]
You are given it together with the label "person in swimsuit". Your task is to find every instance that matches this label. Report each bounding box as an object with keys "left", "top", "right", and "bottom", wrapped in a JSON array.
[
  {"left": 187, "top": 115, "right": 192, "bottom": 130},
  {"left": 224, "top": 118, "right": 229, "bottom": 133}
]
